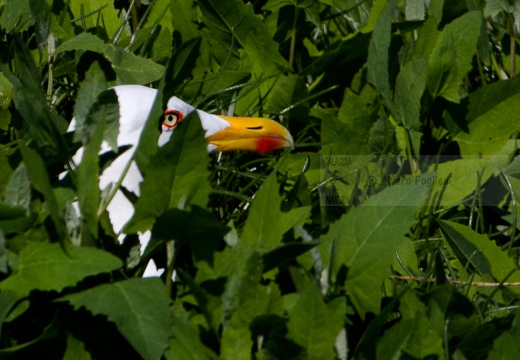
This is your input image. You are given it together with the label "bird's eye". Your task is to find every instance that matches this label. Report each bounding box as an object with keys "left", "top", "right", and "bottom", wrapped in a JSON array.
[{"left": 163, "top": 110, "right": 183, "bottom": 129}]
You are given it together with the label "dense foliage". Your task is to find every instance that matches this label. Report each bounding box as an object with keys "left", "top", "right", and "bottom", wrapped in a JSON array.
[{"left": 1, "top": 0, "right": 520, "bottom": 358}]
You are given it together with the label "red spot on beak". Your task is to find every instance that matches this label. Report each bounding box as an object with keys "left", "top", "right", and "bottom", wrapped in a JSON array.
[{"left": 255, "top": 137, "right": 285, "bottom": 154}]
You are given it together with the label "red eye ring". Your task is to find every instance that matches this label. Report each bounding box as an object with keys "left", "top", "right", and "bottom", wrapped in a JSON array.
[{"left": 163, "top": 110, "right": 184, "bottom": 129}]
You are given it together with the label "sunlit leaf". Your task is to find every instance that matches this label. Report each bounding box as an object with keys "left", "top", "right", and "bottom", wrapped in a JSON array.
[
  {"left": 240, "top": 172, "right": 311, "bottom": 253},
  {"left": 58, "top": 278, "right": 173, "bottom": 360},
  {"left": 325, "top": 174, "right": 431, "bottom": 316},
  {"left": 0, "top": 242, "right": 122, "bottom": 298}
]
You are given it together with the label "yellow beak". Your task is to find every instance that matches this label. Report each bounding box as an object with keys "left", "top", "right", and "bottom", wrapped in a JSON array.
[{"left": 206, "top": 116, "right": 294, "bottom": 154}]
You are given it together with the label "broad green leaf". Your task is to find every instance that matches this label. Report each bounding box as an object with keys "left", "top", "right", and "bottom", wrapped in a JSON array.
[
  {"left": 235, "top": 32, "right": 282, "bottom": 112},
  {"left": 427, "top": 158, "right": 494, "bottom": 207},
  {"left": 150, "top": 206, "right": 228, "bottom": 265},
  {"left": 367, "top": 1, "right": 391, "bottom": 105},
  {"left": 411, "top": 16, "right": 439, "bottom": 61},
  {"left": 0, "top": 145, "right": 14, "bottom": 196},
  {"left": 368, "top": 117, "right": 397, "bottom": 154},
  {"left": 0, "top": 72, "right": 12, "bottom": 132},
  {"left": 438, "top": 220, "right": 520, "bottom": 281},
  {"left": 126, "top": 111, "right": 210, "bottom": 233},
  {"left": 287, "top": 268, "right": 346, "bottom": 359},
  {"left": 166, "top": 318, "right": 218, "bottom": 360},
  {"left": 182, "top": 70, "right": 251, "bottom": 100},
  {"left": 72, "top": 62, "right": 110, "bottom": 145},
  {"left": 454, "top": 76, "right": 520, "bottom": 156},
  {"left": 220, "top": 252, "right": 283, "bottom": 359},
  {"left": 4, "top": 162, "right": 30, "bottom": 212},
  {"left": 20, "top": 145, "right": 69, "bottom": 247},
  {"left": 266, "top": 75, "right": 309, "bottom": 121},
  {"left": 198, "top": 0, "right": 291, "bottom": 72},
  {"left": 4, "top": 37, "right": 69, "bottom": 157},
  {"left": 427, "top": 11, "right": 481, "bottom": 102},
  {"left": 0, "top": 289, "right": 17, "bottom": 336},
  {"left": 0, "top": 202, "right": 36, "bottom": 236},
  {"left": 428, "top": 0, "right": 444, "bottom": 23},
  {"left": 75, "top": 113, "right": 104, "bottom": 239},
  {"left": 0, "top": 0, "right": 33, "bottom": 33},
  {"left": 363, "top": 0, "right": 387, "bottom": 33},
  {"left": 326, "top": 174, "right": 431, "bottom": 316},
  {"left": 320, "top": 88, "right": 373, "bottom": 157},
  {"left": 376, "top": 292, "right": 443, "bottom": 359},
  {"left": 56, "top": 32, "right": 107, "bottom": 54},
  {"left": 58, "top": 278, "right": 173, "bottom": 360},
  {"left": 240, "top": 172, "right": 311, "bottom": 252},
  {"left": 0, "top": 242, "right": 122, "bottom": 298},
  {"left": 262, "top": 240, "right": 322, "bottom": 273},
  {"left": 145, "top": 0, "right": 173, "bottom": 33},
  {"left": 0, "top": 230, "right": 7, "bottom": 274},
  {"left": 68, "top": 0, "right": 121, "bottom": 38},
  {"left": 105, "top": 45, "right": 164, "bottom": 85},
  {"left": 170, "top": 0, "right": 198, "bottom": 41},
  {"left": 63, "top": 334, "right": 92, "bottom": 360},
  {"left": 394, "top": 59, "right": 428, "bottom": 130},
  {"left": 488, "top": 309, "right": 520, "bottom": 360}
]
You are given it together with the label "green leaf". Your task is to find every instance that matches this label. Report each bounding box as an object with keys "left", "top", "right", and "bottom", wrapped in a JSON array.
[
  {"left": 454, "top": 76, "right": 520, "bottom": 156},
  {"left": 220, "top": 252, "right": 283, "bottom": 359},
  {"left": 427, "top": 158, "right": 494, "bottom": 207},
  {"left": 20, "top": 145, "right": 69, "bottom": 247},
  {"left": 0, "top": 230, "right": 7, "bottom": 274},
  {"left": 105, "top": 45, "right": 165, "bottom": 85},
  {"left": 68, "top": 0, "right": 121, "bottom": 38},
  {"left": 0, "top": 144, "right": 14, "bottom": 196},
  {"left": 326, "top": 174, "right": 431, "bottom": 316},
  {"left": 56, "top": 32, "right": 107, "bottom": 54},
  {"left": 0, "top": 72, "right": 13, "bottom": 132},
  {"left": 286, "top": 268, "right": 346, "bottom": 359},
  {"left": 150, "top": 206, "right": 228, "bottom": 265},
  {"left": 170, "top": 0, "right": 199, "bottom": 42},
  {"left": 427, "top": 11, "right": 481, "bottom": 102},
  {"left": 198, "top": 0, "right": 291, "bottom": 71},
  {"left": 240, "top": 172, "right": 311, "bottom": 252},
  {"left": 58, "top": 278, "right": 173, "bottom": 360},
  {"left": 393, "top": 59, "right": 428, "bottom": 130},
  {"left": 166, "top": 318, "right": 218, "bottom": 360},
  {"left": 4, "top": 162, "right": 31, "bottom": 212},
  {"left": 182, "top": 70, "right": 251, "bottom": 100},
  {"left": 0, "top": 242, "right": 122, "bottom": 298},
  {"left": 126, "top": 111, "right": 210, "bottom": 233},
  {"left": 438, "top": 220, "right": 520, "bottom": 281},
  {"left": 367, "top": 1, "right": 391, "bottom": 105},
  {"left": 376, "top": 292, "right": 443, "bottom": 359},
  {"left": 262, "top": 241, "right": 322, "bottom": 273},
  {"left": 4, "top": 37, "right": 69, "bottom": 157},
  {"left": 63, "top": 334, "right": 92, "bottom": 360},
  {"left": 411, "top": 16, "right": 439, "bottom": 61},
  {"left": 0, "top": 0, "right": 33, "bottom": 33},
  {"left": 488, "top": 309, "right": 520, "bottom": 360},
  {"left": 72, "top": 62, "right": 110, "bottom": 146},
  {"left": 75, "top": 113, "right": 104, "bottom": 239},
  {"left": 266, "top": 75, "right": 309, "bottom": 120}
]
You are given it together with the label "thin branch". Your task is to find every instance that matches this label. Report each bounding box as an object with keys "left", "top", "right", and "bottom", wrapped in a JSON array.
[{"left": 391, "top": 275, "right": 520, "bottom": 287}]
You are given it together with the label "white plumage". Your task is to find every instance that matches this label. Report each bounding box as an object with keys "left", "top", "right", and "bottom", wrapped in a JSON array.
[{"left": 69, "top": 85, "right": 294, "bottom": 277}]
